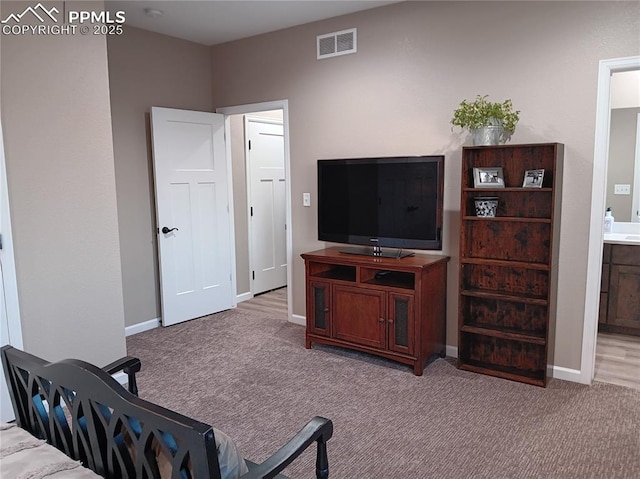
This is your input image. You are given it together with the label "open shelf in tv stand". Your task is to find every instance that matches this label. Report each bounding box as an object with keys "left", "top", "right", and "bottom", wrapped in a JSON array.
[{"left": 301, "top": 247, "right": 450, "bottom": 375}]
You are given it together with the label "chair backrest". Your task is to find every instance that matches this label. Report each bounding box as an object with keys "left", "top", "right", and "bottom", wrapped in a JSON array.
[{"left": 1, "top": 345, "right": 222, "bottom": 479}]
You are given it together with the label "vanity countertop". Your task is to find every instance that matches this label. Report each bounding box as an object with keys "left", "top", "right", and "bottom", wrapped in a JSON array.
[
  {"left": 604, "top": 222, "right": 640, "bottom": 245},
  {"left": 604, "top": 233, "right": 640, "bottom": 245}
]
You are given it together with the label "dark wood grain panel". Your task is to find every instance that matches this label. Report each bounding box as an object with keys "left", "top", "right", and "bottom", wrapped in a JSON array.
[
  {"left": 461, "top": 263, "right": 549, "bottom": 299},
  {"left": 607, "top": 264, "right": 640, "bottom": 334},
  {"left": 302, "top": 247, "right": 449, "bottom": 375},
  {"left": 458, "top": 143, "right": 562, "bottom": 386},
  {"left": 460, "top": 333, "right": 546, "bottom": 374},
  {"left": 611, "top": 244, "right": 640, "bottom": 266},
  {"left": 333, "top": 285, "right": 386, "bottom": 349},
  {"left": 600, "top": 245, "right": 640, "bottom": 336},
  {"left": 461, "top": 143, "right": 558, "bottom": 188},
  {"left": 463, "top": 221, "right": 551, "bottom": 264},
  {"left": 460, "top": 296, "right": 547, "bottom": 335},
  {"left": 463, "top": 190, "right": 553, "bottom": 218},
  {"left": 599, "top": 292, "right": 608, "bottom": 325}
]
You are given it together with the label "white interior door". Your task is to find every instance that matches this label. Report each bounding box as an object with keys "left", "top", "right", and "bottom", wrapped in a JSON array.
[
  {"left": 246, "top": 117, "right": 286, "bottom": 294},
  {"left": 151, "top": 107, "right": 234, "bottom": 327}
]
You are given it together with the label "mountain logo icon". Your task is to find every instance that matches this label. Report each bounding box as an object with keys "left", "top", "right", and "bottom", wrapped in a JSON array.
[{"left": 1, "top": 3, "right": 59, "bottom": 24}]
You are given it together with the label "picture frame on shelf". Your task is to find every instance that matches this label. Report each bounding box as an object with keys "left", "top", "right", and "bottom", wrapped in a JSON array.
[
  {"left": 523, "top": 169, "right": 545, "bottom": 188},
  {"left": 473, "top": 167, "right": 505, "bottom": 188}
]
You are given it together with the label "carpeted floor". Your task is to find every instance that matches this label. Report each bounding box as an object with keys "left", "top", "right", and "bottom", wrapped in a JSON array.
[{"left": 126, "top": 302, "right": 640, "bottom": 478}]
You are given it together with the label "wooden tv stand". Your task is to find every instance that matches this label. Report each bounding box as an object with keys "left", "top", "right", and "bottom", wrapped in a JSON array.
[{"left": 301, "top": 247, "right": 450, "bottom": 375}]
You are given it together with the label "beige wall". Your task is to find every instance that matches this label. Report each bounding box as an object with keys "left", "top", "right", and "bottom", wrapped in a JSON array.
[
  {"left": 0, "top": 1, "right": 126, "bottom": 364},
  {"left": 22, "top": 0, "right": 633, "bottom": 373},
  {"left": 211, "top": 1, "right": 640, "bottom": 371},
  {"left": 105, "top": 25, "right": 283, "bottom": 323},
  {"left": 607, "top": 108, "right": 639, "bottom": 221},
  {"left": 107, "top": 26, "right": 213, "bottom": 327}
]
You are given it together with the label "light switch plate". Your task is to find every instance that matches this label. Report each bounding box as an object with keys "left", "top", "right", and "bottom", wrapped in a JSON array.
[
  {"left": 303, "top": 193, "right": 311, "bottom": 207},
  {"left": 614, "top": 184, "right": 631, "bottom": 195}
]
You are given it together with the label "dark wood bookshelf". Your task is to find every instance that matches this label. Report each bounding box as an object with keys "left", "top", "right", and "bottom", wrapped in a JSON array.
[{"left": 458, "top": 143, "right": 563, "bottom": 387}]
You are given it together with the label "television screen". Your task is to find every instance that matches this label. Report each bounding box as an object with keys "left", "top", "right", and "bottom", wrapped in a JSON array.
[{"left": 317, "top": 156, "right": 444, "bottom": 254}]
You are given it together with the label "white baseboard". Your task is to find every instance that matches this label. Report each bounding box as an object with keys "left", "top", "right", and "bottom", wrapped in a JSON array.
[
  {"left": 290, "top": 314, "right": 305, "bottom": 326},
  {"left": 551, "top": 365, "right": 584, "bottom": 383},
  {"left": 446, "top": 345, "right": 458, "bottom": 358},
  {"left": 237, "top": 292, "right": 253, "bottom": 303},
  {"left": 125, "top": 318, "right": 160, "bottom": 337}
]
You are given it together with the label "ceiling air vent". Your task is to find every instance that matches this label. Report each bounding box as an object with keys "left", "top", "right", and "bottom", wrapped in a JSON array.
[{"left": 317, "top": 28, "right": 357, "bottom": 60}]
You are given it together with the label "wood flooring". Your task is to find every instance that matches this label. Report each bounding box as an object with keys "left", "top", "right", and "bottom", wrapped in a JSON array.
[
  {"left": 236, "top": 287, "right": 288, "bottom": 319},
  {"left": 594, "top": 332, "right": 640, "bottom": 391},
  {"left": 237, "top": 289, "right": 640, "bottom": 391}
]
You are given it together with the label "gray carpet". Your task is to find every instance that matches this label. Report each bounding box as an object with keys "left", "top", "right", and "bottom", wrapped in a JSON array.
[{"left": 126, "top": 305, "right": 640, "bottom": 478}]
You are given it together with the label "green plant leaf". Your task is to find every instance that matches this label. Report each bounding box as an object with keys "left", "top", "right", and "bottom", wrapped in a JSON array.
[{"left": 451, "top": 95, "right": 520, "bottom": 133}]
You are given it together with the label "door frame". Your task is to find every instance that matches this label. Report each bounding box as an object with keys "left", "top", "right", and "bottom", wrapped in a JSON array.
[
  {"left": 581, "top": 55, "right": 640, "bottom": 384},
  {"left": 244, "top": 114, "right": 285, "bottom": 296},
  {"left": 1, "top": 118, "right": 23, "bottom": 422},
  {"left": 0, "top": 119, "right": 21, "bottom": 349},
  {"left": 216, "top": 100, "right": 294, "bottom": 323},
  {"left": 633, "top": 112, "right": 640, "bottom": 223}
]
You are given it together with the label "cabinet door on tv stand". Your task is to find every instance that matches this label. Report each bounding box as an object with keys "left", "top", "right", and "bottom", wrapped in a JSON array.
[
  {"left": 307, "top": 280, "right": 331, "bottom": 338},
  {"left": 333, "top": 285, "right": 386, "bottom": 349},
  {"left": 387, "top": 293, "right": 415, "bottom": 355}
]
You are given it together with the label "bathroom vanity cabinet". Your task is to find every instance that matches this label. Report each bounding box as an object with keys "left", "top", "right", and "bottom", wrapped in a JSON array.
[{"left": 599, "top": 243, "right": 640, "bottom": 337}]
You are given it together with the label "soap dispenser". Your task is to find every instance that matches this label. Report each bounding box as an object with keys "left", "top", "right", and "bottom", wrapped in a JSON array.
[{"left": 604, "top": 207, "right": 615, "bottom": 233}]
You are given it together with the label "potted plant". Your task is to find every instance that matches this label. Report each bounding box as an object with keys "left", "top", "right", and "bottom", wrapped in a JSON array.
[{"left": 451, "top": 95, "right": 520, "bottom": 146}]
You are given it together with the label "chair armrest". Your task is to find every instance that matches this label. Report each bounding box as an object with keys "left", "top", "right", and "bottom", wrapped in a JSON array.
[
  {"left": 242, "top": 416, "right": 333, "bottom": 479},
  {"left": 102, "top": 356, "right": 141, "bottom": 396}
]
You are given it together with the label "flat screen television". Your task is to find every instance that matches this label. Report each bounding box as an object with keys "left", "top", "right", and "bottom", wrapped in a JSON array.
[{"left": 317, "top": 156, "right": 444, "bottom": 257}]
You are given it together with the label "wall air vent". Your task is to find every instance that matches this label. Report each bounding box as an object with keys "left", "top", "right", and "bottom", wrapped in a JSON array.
[{"left": 317, "top": 28, "right": 357, "bottom": 60}]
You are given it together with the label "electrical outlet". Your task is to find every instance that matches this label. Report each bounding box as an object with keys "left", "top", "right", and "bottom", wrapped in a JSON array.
[
  {"left": 614, "top": 184, "right": 631, "bottom": 195},
  {"left": 303, "top": 193, "right": 311, "bottom": 207}
]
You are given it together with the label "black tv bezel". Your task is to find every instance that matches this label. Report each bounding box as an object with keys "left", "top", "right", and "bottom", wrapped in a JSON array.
[{"left": 317, "top": 155, "right": 445, "bottom": 252}]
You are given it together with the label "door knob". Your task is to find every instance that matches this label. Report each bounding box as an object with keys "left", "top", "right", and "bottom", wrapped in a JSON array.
[{"left": 161, "top": 227, "right": 179, "bottom": 234}]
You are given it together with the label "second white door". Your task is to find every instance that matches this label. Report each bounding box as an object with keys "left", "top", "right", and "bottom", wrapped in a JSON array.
[{"left": 246, "top": 116, "right": 287, "bottom": 294}]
